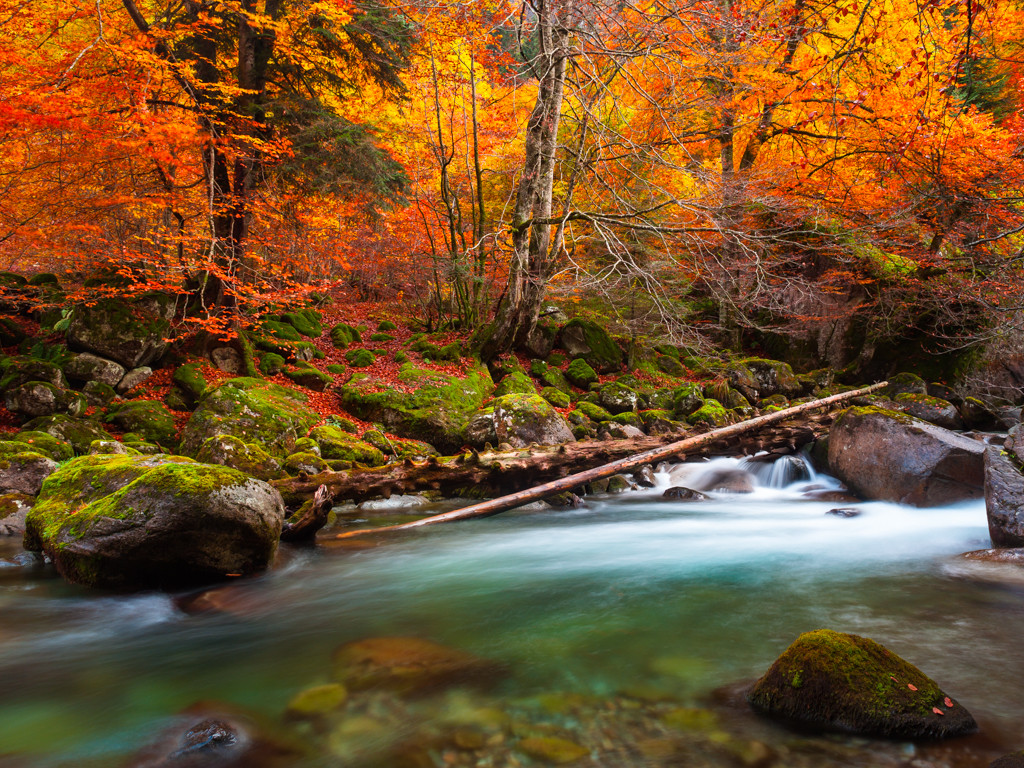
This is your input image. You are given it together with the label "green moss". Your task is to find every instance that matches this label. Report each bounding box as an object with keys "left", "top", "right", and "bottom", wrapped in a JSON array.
[
  {"left": 687, "top": 398, "right": 729, "bottom": 426},
  {"left": 369, "top": 332, "right": 394, "bottom": 342},
  {"left": 263, "top": 320, "right": 303, "bottom": 341},
  {"left": 260, "top": 353, "right": 287, "bottom": 376},
  {"left": 376, "top": 320, "right": 397, "bottom": 332},
  {"left": 329, "top": 323, "right": 361, "bottom": 349},
  {"left": 22, "top": 415, "right": 114, "bottom": 454},
  {"left": 611, "top": 412, "right": 643, "bottom": 428},
  {"left": 11, "top": 431, "right": 74, "bottom": 461},
  {"left": 172, "top": 362, "right": 208, "bottom": 406},
  {"left": 394, "top": 351, "right": 409, "bottom": 364},
  {"left": 284, "top": 366, "right": 333, "bottom": 391},
  {"left": 672, "top": 383, "right": 705, "bottom": 418},
  {"left": 281, "top": 311, "right": 322, "bottom": 338},
  {"left": 345, "top": 349, "right": 376, "bottom": 367},
  {"left": 559, "top": 318, "right": 624, "bottom": 372},
  {"left": 565, "top": 358, "right": 598, "bottom": 389},
  {"left": 310, "top": 424, "right": 386, "bottom": 466},
  {"left": 541, "top": 387, "right": 571, "bottom": 408},
  {"left": 546, "top": 351, "right": 568, "bottom": 367},
  {"left": 495, "top": 371, "right": 536, "bottom": 397},
  {"left": 105, "top": 401, "right": 177, "bottom": 447},
  {"left": 577, "top": 401, "right": 613, "bottom": 422},
  {"left": 284, "top": 451, "right": 329, "bottom": 475},
  {"left": 656, "top": 355, "right": 685, "bottom": 377},
  {"left": 196, "top": 434, "right": 283, "bottom": 481}
]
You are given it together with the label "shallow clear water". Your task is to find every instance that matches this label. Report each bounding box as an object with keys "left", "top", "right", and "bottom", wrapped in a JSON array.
[{"left": 0, "top": 457, "right": 1020, "bottom": 766}]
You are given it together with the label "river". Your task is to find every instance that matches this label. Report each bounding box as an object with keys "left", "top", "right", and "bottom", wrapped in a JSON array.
[{"left": 0, "top": 456, "right": 1020, "bottom": 766}]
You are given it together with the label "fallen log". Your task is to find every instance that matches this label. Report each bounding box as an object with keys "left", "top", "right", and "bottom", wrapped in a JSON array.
[
  {"left": 280, "top": 484, "right": 333, "bottom": 543},
  {"left": 332, "top": 381, "right": 887, "bottom": 538}
]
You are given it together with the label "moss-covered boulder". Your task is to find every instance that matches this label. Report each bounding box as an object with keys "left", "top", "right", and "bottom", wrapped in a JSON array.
[
  {"left": 283, "top": 451, "right": 329, "bottom": 476},
  {"left": 488, "top": 393, "right": 575, "bottom": 448},
  {"left": 263, "top": 319, "right": 302, "bottom": 342},
  {"left": 598, "top": 382, "right": 640, "bottom": 415},
  {"left": 494, "top": 371, "right": 536, "bottom": 397},
  {"left": 4, "top": 381, "right": 85, "bottom": 420},
  {"left": 565, "top": 358, "right": 598, "bottom": 390},
  {"left": 179, "top": 378, "right": 320, "bottom": 458},
  {"left": 0, "top": 356, "right": 67, "bottom": 393},
  {"left": 12, "top": 431, "right": 74, "bottom": 461},
  {"left": 748, "top": 629, "right": 976, "bottom": 739},
  {"left": 88, "top": 440, "right": 139, "bottom": 456},
  {"left": 64, "top": 352, "right": 126, "bottom": 388},
  {"left": 309, "top": 425, "right": 386, "bottom": 466},
  {"left": 726, "top": 358, "right": 802, "bottom": 403},
  {"left": 345, "top": 348, "right": 376, "bottom": 367},
  {"left": 105, "top": 400, "right": 178, "bottom": 448},
  {"left": 656, "top": 354, "right": 685, "bottom": 377},
  {"left": 66, "top": 293, "right": 175, "bottom": 369},
  {"left": 0, "top": 451, "right": 58, "bottom": 495},
  {"left": 557, "top": 319, "right": 623, "bottom": 373},
  {"left": 329, "top": 323, "right": 362, "bottom": 349},
  {"left": 24, "top": 454, "right": 285, "bottom": 590},
  {"left": 259, "top": 352, "right": 286, "bottom": 376},
  {"left": 687, "top": 398, "right": 729, "bottom": 427},
  {"left": 531, "top": 361, "right": 572, "bottom": 394},
  {"left": 541, "top": 387, "right": 572, "bottom": 408},
  {"left": 894, "top": 392, "right": 964, "bottom": 431},
  {"left": 284, "top": 365, "right": 333, "bottom": 392},
  {"left": 281, "top": 309, "right": 322, "bottom": 338},
  {"left": 828, "top": 407, "right": 984, "bottom": 506},
  {"left": 171, "top": 362, "right": 209, "bottom": 409},
  {"left": 885, "top": 372, "right": 928, "bottom": 398},
  {"left": 337, "top": 364, "right": 493, "bottom": 453},
  {"left": 83, "top": 380, "right": 118, "bottom": 408},
  {"left": 22, "top": 415, "right": 114, "bottom": 453},
  {"left": 195, "top": 435, "right": 285, "bottom": 481}
]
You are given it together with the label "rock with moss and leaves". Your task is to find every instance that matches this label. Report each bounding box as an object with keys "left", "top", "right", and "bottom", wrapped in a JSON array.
[
  {"left": 0, "top": 356, "right": 68, "bottom": 394},
  {"left": 557, "top": 319, "right": 623, "bottom": 373},
  {"left": 64, "top": 352, "right": 126, "bottom": 388},
  {"left": 494, "top": 371, "right": 535, "bottom": 397},
  {"left": 22, "top": 414, "right": 114, "bottom": 454},
  {"left": 4, "top": 381, "right": 85, "bottom": 420},
  {"left": 66, "top": 293, "right": 175, "bottom": 369},
  {"left": 893, "top": 392, "right": 963, "bottom": 430},
  {"left": 284, "top": 364, "right": 333, "bottom": 392},
  {"left": 338, "top": 364, "right": 493, "bottom": 453},
  {"left": 0, "top": 493, "right": 32, "bottom": 536},
  {"left": 828, "top": 407, "right": 984, "bottom": 506},
  {"left": 310, "top": 424, "right": 386, "bottom": 466},
  {"left": 725, "top": 357, "right": 802, "bottom": 402},
  {"left": 23, "top": 454, "right": 285, "bottom": 590},
  {"left": 179, "top": 377, "right": 320, "bottom": 458},
  {"left": 748, "top": 629, "right": 976, "bottom": 739},
  {"left": 482, "top": 393, "right": 575, "bottom": 449},
  {"left": 564, "top": 358, "right": 598, "bottom": 390},
  {"left": 0, "top": 451, "right": 58, "bottom": 495},
  {"left": 171, "top": 362, "right": 209, "bottom": 409},
  {"left": 195, "top": 435, "right": 285, "bottom": 482},
  {"left": 105, "top": 400, "right": 178, "bottom": 448},
  {"left": 11, "top": 431, "right": 74, "bottom": 461},
  {"left": 687, "top": 399, "right": 729, "bottom": 427},
  {"left": 884, "top": 371, "right": 928, "bottom": 398},
  {"left": 598, "top": 381, "right": 640, "bottom": 415},
  {"left": 329, "top": 322, "right": 362, "bottom": 349}
]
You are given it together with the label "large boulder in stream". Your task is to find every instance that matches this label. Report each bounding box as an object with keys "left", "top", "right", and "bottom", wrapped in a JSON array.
[
  {"left": 985, "top": 447, "right": 1024, "bottom": 547},
  {"left": 23, "top": 454, "right": 285, "bottom": 590},
  {"left": 828, "top": 406, "right": 985, "bottom": 506},
  {"left": 748, "top": 629, "right": 977, "bottom": 739}
]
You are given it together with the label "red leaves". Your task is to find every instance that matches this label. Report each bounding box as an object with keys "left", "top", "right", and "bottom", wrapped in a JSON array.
[
  {"left": 944, "top": 697, "right": 954, "bottom": 708},
  {"left": 907, "top": 683, "right": 917, "bottom": 691}
]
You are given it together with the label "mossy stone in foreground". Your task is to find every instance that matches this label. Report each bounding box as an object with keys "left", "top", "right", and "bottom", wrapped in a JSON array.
[{"left": 748, "top": 629, "right": 976, "bottom": 739}]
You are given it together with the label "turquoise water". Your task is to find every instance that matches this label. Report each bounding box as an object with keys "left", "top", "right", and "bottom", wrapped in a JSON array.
[{"left": 0, "top": 457, "right": 1019, "bottom": 765}]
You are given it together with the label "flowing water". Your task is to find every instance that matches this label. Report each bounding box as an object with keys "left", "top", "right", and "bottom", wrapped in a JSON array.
[{"left": 0, "top": 456, "right": 1022, "bottom": 766}]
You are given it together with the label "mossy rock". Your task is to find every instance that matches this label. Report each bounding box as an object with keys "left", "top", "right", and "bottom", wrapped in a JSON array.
[
  {"left": 494, "top": 371, "right": 536, "bottom": 397},
  {"left": 0, "top": 356, "right": 67, "bottom": 394},
  {"left": 325, "top": 363, "right": 346, "bottom": 375},
  {"left": 345, "top": 349, "right": 376, "bottom": 368},
  {"left": 281, "top": 310, "right": 322, "bottom": 338},
  {"left": 747, "top": 629, "right": 977, "bottom": 739},
  {"left": 597, "top": 382, "right": 640, "bottom": 415},
  {"left": 4, "top": 381, "right": 85, "bottom": 420},
  {"left": 488, "top": 393, "right": 574, "bottom": 448},
  {"left": 517, "top": 736, "right": 589, "bottom": 764},
  {"left": 654, "top": 344, "right": 681, "bottom": 360},
  {"left": 0, "top": 317, "right": 26, "bottom": 347},
  {"left": 672, "top": 384, "right": 705, "bottom": 418},
  {"left": 12, "top": 431, "right": 74, "bottom": 461},
  {"left": 179, "top": 377, "right": 319, "bottom": 458},
  {"left": 546, "top": 351, "right": 568, "bottom": 367},
  {"left": 416, "top": 341, "right": 462, "bottom": 362},
  {"left": 263, "top": 320, "right": 303, "bottom": 342},
  {"left": 490, "top": 356, "right": 526, "bottom": 381},
  {"left": 558, "top": 319, "right": 623, "bottom": 373},
  {"left": 361, "top": 429, "right": 393, "bottom": 455},
  {"left": 537, "top": 364, "right": 572, "bottom": 394},
  {"left": 646, "top": 388, "right": 675, "bottom": 411},
  {"left": 84, "top": 380, "right": 118, "bottom": 408},
  {"left": 656, "top": 355, "right": 685, "bottom": 377},
  {"left": 329, "top": 322, "right": 362, "bottom": 349},
  {"left": 611, "top": 412, "right": 643, "bottom": 429},
  {"left": 894, "top": 392, "right": 963, "bottom": 430},
  {"left": 23, "top": 454, "right": 285, "bottom": 590},
  {"left": 576, "top": 400, "right": 613, "bottom": 422},
  {"left": 66, "top": 293, "right": 174, "bottom": 369},
  {"left": 310, "top": 425, "right": 386, "bottom": 466},
  {"left": 394, "top": 351, "right": 409, "bottom": 365},
  {"left": 885, "top": 372, "right": 928, "bottom": 398},
  {"left": 337, "top": 364, "right": 493, "bottom": 453},
  {"left": 330, "top": 418, "right": 359, "bottom": 434},
  {"left": 541, "top": 387, "right": 572, "bottom": 408},
  {"left": 369, "top": 332, "right": 394, "bottom": 343},
  {"left": 687, "top": 398, "right": 729, "bottom": 426},
  {"left": 726, "top": 358, "right": 802, "bottom": 402},
  {"left": 105, "top": 401, "right": 177, "bottom": 448},
  {"left": 88, "top": 440, "right": 140, "bottom": 456},
  {"left": 172, "top": 362, "right": 209, "bottom": 409},
  {"left": 195, "top": 435, "right": 284, "bottom": 481},
  {"left": 284, "top": 451, "right": 329, "bottom": 476},
  {"left": 259, "top": 353, "right": 287, "bottom": 376},
  {"left": 377, "top": 320, "right": 398, "bottom": 332},
  {"left": 565, "top": 358, "right": 598, "bottom": 390},
  {"left": 284, "top": 366, "right": 332, "bottom": 392},
  {"left": 293, "top": 436, "right": 319, "bottom": 455},
  {"left": 22, "top": 415, "right": 114, "bottom": 454}
]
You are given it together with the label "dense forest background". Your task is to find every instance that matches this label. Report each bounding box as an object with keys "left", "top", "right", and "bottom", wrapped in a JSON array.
[{"left": 2, "top": 0, "right": 1023, "bottom": 390}]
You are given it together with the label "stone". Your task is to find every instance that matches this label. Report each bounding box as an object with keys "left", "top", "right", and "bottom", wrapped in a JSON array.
[
  {"left": 66, "top": 293, "right": 174, "bottom": 369},
  {"left": 0, "top": 492, "right": 32, "bottom": 536},
  {"left": 894, "top": 392, "right": 963, "bottom": 430},
  {"left": 106, "top": 400, "right": 177, "bottom": 448},
  {"left": 0, "top": 356, "right": 67, "bottom": 393},
  {"left": 4, "top": 381, "right": 84, "bottom": 419},
  {"left": 726, "top": 358, "right": 802, "bottom": 402},
  {"left": 747, "top": 629, "right": 977, "bottom": 739},
  {"left": 89, "top": 440, "right": 138, "bottom": 455},
  {"left": 210, "top": 346, "right": 242, "bottom": 374},
  {"left": 985, "top": 447, "right": 1024, "bottom": 548},
  {"left": 662, "top": 486, "right": 709, "bottom": 501},
  {"left": 884, "top": 371, "right": 928, "bottom": 398},
  {"left": 116, "top": 366, "right": 153, "bottom": 394},
  {"left": 946, "top": 548, "right": 1024, "bottom": 589},
  {"left": 63, "top": 352, "right": 125, "bottom": 387},
  {"left": 601, "top": 422, "right": 646, "bottom": 440},
  {"left": 338, "top": 364, "right": 493, "bottom": 454},
  {"left": 21, "top": 414, "right": 114, "bottom": 453},
  {"left": 564, "top": 358, "right": 599, "bottom": 389},
  {"left": 686, "top": 398, "right": 730, "bottom": 427},
  {"left": 633, "top": 465, "right": 657, "bottom": 487},
  {"left": 558, "top": 319, "right": 623, "bottom": 373},
  {"left": 24, "top": 454, "right": 285, "bottom": 590},
  {"left": 598, "top": 382, "right": 640, "bottom": 415},
  {"left": 283, "top": 451, "right": 329, "bottom": 476},
  {"left": 494, "top": 371, "right": 535, "bottom": 397},
  {"left": 489, "top": 393, "right": 574, "bottom": 448},
  {"left": 1006, "top": 424, "right": 1024, "bottom": 467},
  {"left": 179, "top": 377, "right": 320, "bottom": 458},
  {"left": 310, "top": 425, "right": 386, "bottom": 466},
  {"left": 517, "top": 736, "right": 589, "bottom": 764},
  {"left": 83, "top": 380, "right": 117, "bottom": 407},
  {"left": 828, "top": 407, "right": 985, "bottom": 506},
  {"left": 692, "top": 468, "right": 754, "bottom": 493},
  {"left": 0, "top": 451, "right": 57, "bottom": 495},
  {"left": 195, "top": 435, "right": 285, "bottom": 481},
  {"left": 672, "top": 383, "right": 705, "bottom": 418},
  {"left": 991, "top": 751, "right": 1024, "bottom": 768},
  {"left": 283, "top": 365, "right": 332, "bottom": 392},
  {"left": 826, "top": 507, "right": 862, "bottom": 518},
  {"left": 331, "top": 636, "right": 502, "bottom": 695}
]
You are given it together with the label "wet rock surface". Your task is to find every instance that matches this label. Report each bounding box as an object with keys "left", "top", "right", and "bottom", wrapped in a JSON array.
[{"left": 986, "top": 447, "right": 1024, "bottom": 547}]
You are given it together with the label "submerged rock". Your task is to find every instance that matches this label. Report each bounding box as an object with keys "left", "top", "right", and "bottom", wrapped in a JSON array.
[
  {"left": 828, "top": 407, "right": 984, "bottom": 506},
  {"left": 331, "top": 636, "right": 502, "bottom": 695},
  {"left": 991, "top": 750, "right": 1024, "bottom": 767},
  {"left": 747, "top": 629, "right": 976, "bottom": 739},
  {"left": 825, "top": 508, "right": 862, "bottom": 518},
  {"left": 662, "top": 486, "right": 709, "bottom": 502},
  {"left": 24, "top": 454, "right": 285, "bottom": 590},
  {"left": 944, "top": 548, "right": 1024, "bottom": 588}
]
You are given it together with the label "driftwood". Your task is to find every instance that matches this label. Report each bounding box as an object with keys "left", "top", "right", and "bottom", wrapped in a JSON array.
[
  {"left": 280, "top": 484, "right": 333, "bottom": 542},
  {"left": 328, "top": 381, "right": 887, "bottom": 538}
]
